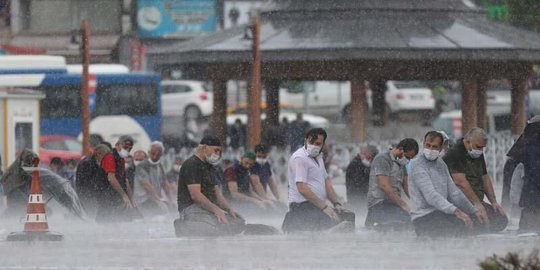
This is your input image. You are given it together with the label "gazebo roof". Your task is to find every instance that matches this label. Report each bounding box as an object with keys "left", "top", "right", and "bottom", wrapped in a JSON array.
[{"left": 148, "top": 0, "right": 540, "bottom": 65}]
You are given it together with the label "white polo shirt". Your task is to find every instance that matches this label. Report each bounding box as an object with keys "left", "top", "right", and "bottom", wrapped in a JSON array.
[{"left": 288, "top": 146, "right": 329, "bottom": 203}]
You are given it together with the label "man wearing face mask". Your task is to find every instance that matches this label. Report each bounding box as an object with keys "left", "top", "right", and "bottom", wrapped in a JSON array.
[
  {"left": 409, "top": 131, "right": 479, "bottom": 237},
  {"left": 223, "top": 151, "right": 271, "bottom": 210},
  {"left": 282, "top": 128, "right": 354, "bottom": 233},
  {"left": 133, "top": 142, "right": 172, "bottom": 217},
  {"left": 75, "top": 144, "right": 111, "bottom": 216},
  {"left": 346, "top": 145, "right": 379, "bottom": 210},
  {"left": 250, "top": 144, "right": 281, "bottom": 203},
  {"left": 126, "top": 150, "right": 147, "bottom": 198},
  {"left": 0, "top": 149, "right": 39, "bottom": 218},
  {"left": 175, "top": 135, "right": 245, "bottom": 237},
  {"left": 96, "top": 135, "right": 136, "bottom": 222},
  {"left": 365, "top": 138, "right": 418, "bottom": 229},
  {"left": 443, "top": 128, "right": 508, "bottom": 233}
]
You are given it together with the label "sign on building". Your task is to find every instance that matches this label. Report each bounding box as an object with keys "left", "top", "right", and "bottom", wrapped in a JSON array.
[{"left": 137, "top": 0, "right": 217, "bottom": 39}]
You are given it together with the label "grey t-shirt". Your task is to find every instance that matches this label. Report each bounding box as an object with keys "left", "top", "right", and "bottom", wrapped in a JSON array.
[
  {"left": 134, "top": 160, "right": 165, "bottom": 205},
  {"left": 367, "top": 151, "right": 407, "bottom": 208}
]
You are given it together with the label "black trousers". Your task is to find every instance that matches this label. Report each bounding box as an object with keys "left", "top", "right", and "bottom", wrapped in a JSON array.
[
  {"left": 476, "top": 202, "right": 508, "bottom": 233},
  {"left": 282, "top": 201, "right": 355, "bottom": 233},
  {"left": 413, "top": 211, "right": 470, "bottom": 237}
]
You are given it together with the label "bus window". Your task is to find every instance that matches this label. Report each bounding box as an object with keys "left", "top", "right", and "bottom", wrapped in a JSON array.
[
  {"left": 94, "top": 84, "right": 157, "bottom": 116},
  {"left": 40, "top": 85, "right": 81, "bottom": 118}
]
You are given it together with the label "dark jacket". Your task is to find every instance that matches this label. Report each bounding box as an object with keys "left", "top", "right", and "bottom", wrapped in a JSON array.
[
  {"left": 345, "top": 155, "right": 371, "bottom": 201},
  {"left": 520, "top": 138, "right": 540, "bottom": 209},
  {"left": 75, "top": 155, "right": 107, "bottom": 201}
]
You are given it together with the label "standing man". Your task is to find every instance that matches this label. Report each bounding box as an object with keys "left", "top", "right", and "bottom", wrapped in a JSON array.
[
  {"left": 95, "top": 135, "right": 135, "bottom": 222},
  {"left": 75, "top": 144, "right": 111, "bottom": 216},
  {"left": 345, "top": 145, "right": 379, "bottom": 209},
  {"left": 409, "top": 131, "right": 479, "bottom": 237},
  {"left": 443, "top": 128, "right": 508, "bottom": 232},
  {"left": 175, "top": 135, "right": 245, "bottom": 237},
  {"left": 365, "top": 138, "right": 418, "bottom": 229},
  {"left": 282, "top": 128, "right": 354, "bottom": 233},
  {"left": 133, "top": 141, "right": 172, "bottom": 217}
]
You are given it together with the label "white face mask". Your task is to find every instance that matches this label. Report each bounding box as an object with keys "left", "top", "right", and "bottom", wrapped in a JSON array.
[
  {"left": 396, "top": 156, "right": 409, "bottom": 166},
  {"left": 361, "top": 159, "right": 371, "bottom": 167},
  {"left": 206, "top": 153, "right": 221, "bottom": 165},
  {"left": 124, "top": 163, "right": 130, "bottom": 170},
  {"left": 173, "top": 165, "right": 182, "bottom": 172},
  {"left": 468, "top": 148, "right": 484, "bottom": 159},
  {"left": 305, "top": 144, "right": 322, "bottom": 158},
  {"left": 423, "top": 148, "right": 441, "bottom": 161},
  {"left": 256, "top": 157, "right": 267, "bottom": 165},
  {"left": 119, "top": 149, "right": 129, "bottom": 158},
  {"left": 133, "top": 160, "right": 142, "bottom": 166},
  {"left": 148, "top": 158, "right": 160, "bottom": 165}
]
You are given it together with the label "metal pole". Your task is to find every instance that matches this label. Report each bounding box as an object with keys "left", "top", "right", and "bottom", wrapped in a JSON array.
[
  {"left": 246, "top": 15, "right": 261, "bottom": 150},
  {"left": 81, "top": 20, "right": 91, "bottom": 156}
]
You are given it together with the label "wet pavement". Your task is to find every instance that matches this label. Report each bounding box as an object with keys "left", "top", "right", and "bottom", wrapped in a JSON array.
[{"left": 0, "top": 179, "right": 536, "bottom": 270}]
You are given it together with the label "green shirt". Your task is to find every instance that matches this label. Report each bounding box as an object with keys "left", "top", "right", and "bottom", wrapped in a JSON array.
[{"left": 443, "top": 139, "right": 488, "bottom": 201}]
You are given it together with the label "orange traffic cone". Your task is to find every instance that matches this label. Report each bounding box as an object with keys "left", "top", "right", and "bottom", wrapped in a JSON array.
[{"left": 7, "top": 160, "right": 63, "bottom": 241}]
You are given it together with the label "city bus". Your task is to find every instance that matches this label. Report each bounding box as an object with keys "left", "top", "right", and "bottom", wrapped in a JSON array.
[{"left": 0, "top": 55, "right": 162, "bottom": 151}]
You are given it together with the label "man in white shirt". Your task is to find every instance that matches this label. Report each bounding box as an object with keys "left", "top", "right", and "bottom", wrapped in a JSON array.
[{"left": 282, "top": 128, "right": 354, "bottom": 232}]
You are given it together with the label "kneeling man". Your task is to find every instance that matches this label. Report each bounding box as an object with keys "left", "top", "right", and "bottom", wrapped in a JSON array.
[
  {"left": 410, "top": 131, "right": 479, "bottom": 237},
  {"left": 282, "top": 128, "right": 354, "bottom": 233},
  {"left": 175, "top": 136, "right": 245, "bottom": 237}
]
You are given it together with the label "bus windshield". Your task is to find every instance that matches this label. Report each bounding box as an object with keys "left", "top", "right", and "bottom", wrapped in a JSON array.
[{"left": 94, "top": 84, "right": 157, "bottom": 116}]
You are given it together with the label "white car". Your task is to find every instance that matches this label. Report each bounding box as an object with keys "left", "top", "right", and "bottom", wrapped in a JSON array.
[
  {"left": 280, "top": 80, "right": 435, "bottom": 119},
  {"left": 227, "top": 110, "right": 329, "bottom": 128},
  {"left": 161, "top": 80, "right": 213, "bottom": 120}
]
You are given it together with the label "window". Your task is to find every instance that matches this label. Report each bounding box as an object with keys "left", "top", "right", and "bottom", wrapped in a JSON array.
[
  {"left": 15, "top": 122, "right": 33, "bottom": 154},
  {"left": 162, "top": 85, "right": 192, "bottom": 94},
  {"left": 40, "top": 85, "right": 81, "bottom": 118},
  {"left": 393, "top": 81, "right": 427, "bottom": 89},
  {"left": 281, "top": 81, "right": 315, "bottom": 94},
  {"left": 42, "top": 141, "right": 67, "bottom": 151},
  {"left": 26, "top": 0, "right": 121, "bottom": 34},
  {"left": 94, "top": 84, "right": 158, "bottom": 116}
]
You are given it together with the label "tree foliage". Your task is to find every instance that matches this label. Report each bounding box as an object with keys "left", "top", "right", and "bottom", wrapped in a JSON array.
[
  {"left": 479, "top": 249, "right": 540, "bottom": 270},
  {"left": 505, "top": 0, "right": 540, "bottom": 32}
]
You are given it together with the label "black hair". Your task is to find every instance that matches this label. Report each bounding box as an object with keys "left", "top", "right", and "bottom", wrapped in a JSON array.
[
  {"left": 50, "top": 157, "right": 64, "bottom": 166},
  {"left": 305, "top": 128, "right": 327, "bottom": 144},
  {"left": 424, "top": 131, "right": 444, "bottom": 145},
  {"left": 254, "top": 144, "right": 267, "bottom": 153},
  {"left": 396, "top": 138, "right": 419, "bottom": 154}
]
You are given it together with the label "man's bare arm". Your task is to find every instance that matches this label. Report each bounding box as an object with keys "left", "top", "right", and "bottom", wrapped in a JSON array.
[
  {"left": 451, "top": 173, "right": 482, "bottom": 204},
  {"left": 297, "top": 182, "right": 327, "bottom": 209},
  {"left": 188, "top": 184, "right": 223, "bottom": 214},
  {"left": 377, "top": 175, "right": 409, "bottom": 211}
]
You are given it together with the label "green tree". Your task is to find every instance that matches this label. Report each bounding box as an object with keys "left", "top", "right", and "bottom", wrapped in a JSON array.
[{"left": 506, "top": 0, "right": 540, "bottom": 32}]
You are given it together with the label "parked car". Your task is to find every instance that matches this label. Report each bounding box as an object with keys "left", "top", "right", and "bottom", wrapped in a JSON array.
[
  {"left": 227, "top": 109, "right": 329, "bottom": 128},
  {"left": 279, "top": 80, "right": 435, "bottom": 120},
  {"left": 432, "top": 107, "right": 511, "bottom": 139},
  {"left": 161, "top": 80, "right": 213, "bottom": 120},
  {"left": 40, "top": 136, "right": 83, "bottom": 165}
]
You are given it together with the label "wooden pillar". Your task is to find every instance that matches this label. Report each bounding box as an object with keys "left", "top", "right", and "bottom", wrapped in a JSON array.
[
  {"left": 264, "top": 80, "right": 280, "bottom": 128},
  {"left": 461, "top": 79, "right": 478, "bottom": 134},
  {"left": 246, "top": 16, "right": 261, "bottom": 150},
  {"left": 371, "top": 80, "right": 387, "bottom": 126},
  {"left": 210, "top": 79, "right": 228, "bottom": 145},
  {"left": 476, "top": 78, "right": 488, "bottom": 129},
  {"left": 350, "top": 76, "right": 368, "bottom": 142},
  {"left": 510, "top": 76, "right": 528, "bottom": 136}
]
